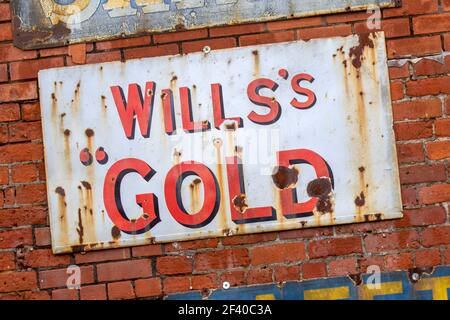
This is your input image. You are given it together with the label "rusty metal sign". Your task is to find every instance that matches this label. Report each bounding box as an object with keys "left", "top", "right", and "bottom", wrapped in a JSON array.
[
  {"left": 12, "top": 0, "right": 399, "bottom": 50},
  {"left": 39, "top": 32, "right": 402, "bottom": 254}
]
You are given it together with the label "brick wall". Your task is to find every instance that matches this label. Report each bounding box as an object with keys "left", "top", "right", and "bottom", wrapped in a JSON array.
[{"left": 0, "top": 0, "right": 449, "bottom": 300}]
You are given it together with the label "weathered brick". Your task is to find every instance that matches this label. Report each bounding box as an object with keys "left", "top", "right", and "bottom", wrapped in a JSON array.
[
  {"left": 156, "top": 256, "right": 192, "bottom": 275},
  {"left": 365, "top": 230, "right": 420, "bottom": 253},
  {"left": 250, "top": 242, "right": 305, "bottom": 265},
  {"left": 107, "top": 281, "right": 135, "bottom": 300},
  {"left": 97, "top": 259, "right": 151, "bottom": 282},
  {"left": 0, "top": 271, "right": 37, "bottom": 293},
  {"left": 195, "top": 248, "right": 249, "bottom": 271},
  {"left": 309, "top": 237, "right": 362, "bottom": 258},
  {"left": 134, "top": 278, "right": 162, "bottom": 298}
]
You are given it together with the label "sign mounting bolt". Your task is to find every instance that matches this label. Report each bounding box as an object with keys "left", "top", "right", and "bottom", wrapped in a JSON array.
[{"left": 203, "top": 46, "right": 211, "bottom": 54}]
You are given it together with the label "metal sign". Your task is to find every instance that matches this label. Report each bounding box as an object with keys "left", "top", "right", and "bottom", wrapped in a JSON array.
[
  {"left": 11, "top": 0, "right": 399, "bottom": 49},
  {"left": 39, "top": 32, "right": 402, "bottom": 254}
]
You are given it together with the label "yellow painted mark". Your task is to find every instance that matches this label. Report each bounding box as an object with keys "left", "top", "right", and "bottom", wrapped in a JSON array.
[
  {"left": 304, "top": 286, "right": 349, "bottom": 300},
  {"left": 255, "top": 294, "right": 276, "bottom": 300},
  {"left": 415, "top": 276, "right": 450, "bottom": 300},
  {"left": 359, "top": 282, "right": 402, "bottom": 300}
]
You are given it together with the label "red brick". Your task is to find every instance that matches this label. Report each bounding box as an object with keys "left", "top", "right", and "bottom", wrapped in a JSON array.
[
  {"left": 195, "top": 248, "right": 249, "bottom": 271},
  {"left": 220, "top": 271, "right": 246, "bottom": 287},
  {"left": 413, "top": 58, "right": 448, "bottom": 76},
  {"left": 0, "top": 228, "right": 33, "bottom": 249},
  {"left": 75, "top": 248, "right": 130, "bottom": 264},
  {"left": 445, "top": 34, "right": 450, "bottom": 51},
  {"left": 10, "top": 58, "right": 64, "bottom": 81},
  {"left": 383, "top": 0, "right": 439, "bottom": 18},
  {"left": 415, "top": 249, "right": 441, "bottom": 268},
  {"left": 15, "top": 183, "right": 47, "bottom": 204},
  {"left": 222, "top": 233, "right": 276, "bottom": 246},
  {"left": 52, "top": 288, "right": 79, "bottom": 300},
  {"left": 35, "top": 227, "right": 51, "bottom": 246},
  {"left": 164, "top": 238, "right": 218, "bottom": 252},
  {"left": 406, "top": 76, "right": 450, "bottom": 96},
  {"left": 97, "top": 259, "right": 151, "bottom": 282},
  {"left": 326, "top": 11, "right": 371, "bottom": 23},
  {"left": 0, "top": 271, "right": 37, "bottom": 293},
  {"left": 11, "top": 163, "right": 39, "bottom": 183},
  {"left": 124, "top": 44, "right": 179, "bottom": 60},
  {"left": 387, "top": 36, "right": 442, "bottom": 58},
  {"left": 389, "top": 63, "right": 410, "bottom": 79},
  {"left": 24, "top": 249, "right": 70, "bottom": 268},
  {"left": 97, "top": 36, "right": 150, "bottom": 50},
  {"left": 247, "top": 268, "right": 273, "bottom": 285},
  {"left": 0, "top": 252, "right": 15, "bottom": 271},
  {"left": 266, "top": 17, "right": 322, "bottom": 31},
  {"left": 419, "top": 183, "right": 450, "bottom": 204},
  {"left": 309, "top": 237, "right": 362, "bottom": 258},
  {"left": 425, "top": 141, "right": 450, "bottom": 160},
  {"left": 0, "top": 82, "right": 38, "bottom": 102},
  {"left": 23, "top": 291, "right": 51, "bottom": 300},
  {"left": 390, "top": 81, "right": 404, "bottom": 101},
  {"left": 0, "top": 103, "right": 20, "bottom": 122},
  {"left": 395, "top": 206, "right": 446, "bottom": 228},
  {"left": 163, "top": 276, "right": 190, "bottom": 294},
  {"left": 435, "top": 119, "right": 450, "bottom": 137},
  {"left": 21, "top": 102, "right": 40, "bottom": 121},
  {"left": 400, "top": 164, "right": 446, "bottom": 184},
  {"left": 131, "top": 244, "right": 163, "bottom": 257},
  {"left": 384, "top": 252, "right": 414, "bottom": 271},
  {"left": 39, "top": 47, "right": 68, "bottom": 58},
  {"left": 250, "top": 242, "right": 305, "bottom": 265},
  {"left": 297, "top": 25, "right": 352, "bottom": 40},
  {"left": 134, "top": 278, "right": 162, "bottom": 298},
  {"left": 0, "top": 64, "right": 7, "bottom": 82},
  {"left": 211, "top": 23, "right": 266, "bottom": 36},
  {"left": 0, "top": 124, "right": 8, "bottom": 144},
  {"left": 0, "top": 44, "right": 37, "bottom": 63},
  {"left": 394, "top": 121, "right": 433, "bottom": 141},
  {"left": 278, "top": 227, "right": 333, "bottom": 240},
  {"left": 354, "top": 18, "right": 410, "bottom": 38},
  {"left": 156, "top": 256, "right": 192, "bottom": 275},
  {"left": 39, "top": 266, "right": 94, "bottom": 289},
  {"left": 80, "top": 284, "right": 107, "bottom": 300},
  {"left": 68, "top": 44, "right": 86, "bottom": 65},
  {"left": 273, "top": 265, "right": 301, "bottom": 282},
  {"left": 0, "top": 3, "right": 11, "bottom": 22},
  {"left": 444, "top": 0, "right": 450, "bottom": 10},
  {"left": 359, "top": 256, "right": 386, "bottom": 273},
  {"left": 413, "top": 13, "right": 450, "bottom": 34},
  {"left": 182, "top": 37, "right": 236, "bottom": 53},
  {"left": 365, "top": 230, "right": 420, "bottom": 253},
  {"left": 421, "top": 226, "right": 450, "bottom": 247},
  {"left": 154, "top": 29, "right": 207, "bottom": 44},
  {"left": 328, "top": 258, "right": 358, "bottom": 277},
  {"left": 396, "top": 143, "right": 424, "bottom": 163},
  {"left": 191, "top": 274, "right": 218, "bottom": 290},
  {"left": 301, "top": 262, "right": 327, "bottom": 280},
  {"left": 239, "top": 31, "right": 295, "bottom": 47},
  {"left": 9, "top": 121, "right": 42, "bottom": 142},
  {"left": 392, "top": 99, "right": 441, "bottom": 121},
  {"left": 0, "top": 166, "right": 7, "bottom": 185},
  {"left": 335, "top": 220, "right": 395, "bottom": 235},
  {"left": 107, "top": 281, "right": 135, "bottom": 300},
  {"left": 85, "top": 51, "right": 121, "bottom": 64},
  {"left": 444, "top": 248, "right": 450, "bottom": 264},
  {"left": 401, "top": 186, "right": 418, "bottom": 207}
]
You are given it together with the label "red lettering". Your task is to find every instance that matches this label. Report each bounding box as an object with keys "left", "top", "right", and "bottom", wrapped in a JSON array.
[
  {"left": 180, "top": 87, "right": 210, "bottom": 133},
  {"left": 211, "top": 83, "right": 243, "bottom": 129},
  {"left": 103, "top": 158, "right": 160, "bottom": 234},
  {"left": 161, "top": 89, "right": 176, "bottom": 135},
  {"left": 110, "top": 82, "right": 156, "bottom": 139},
  {"left": 247, "top": 78, "right": 281, "bottom": 125},
  {"left": 290, "top": 73, "right": 316, "bottom": 109}
]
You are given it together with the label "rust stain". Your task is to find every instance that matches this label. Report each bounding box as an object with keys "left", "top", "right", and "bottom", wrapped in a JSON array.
[
  {"left": 55, "top": 187, "right": 65, "bottom": 197},
  {"left": 214, "top": 137, "right": 227, "bottom": 232},
  {"left": 55, "top": 186, "right": 68, "bottom": 246},
  {"left": 307, "top": 177, "right": 334, "bottom": 215},
  {"left": 111, "top": 226, "right": 121, "bottom": 240},
  {"left": 349, "top": 33, "right": 374, "bottom": 69},
  {"left": 355, "top": 191, "right": 366, "bottom": 207},
  {"left": 271, "top": 166, "right": 299, "bottom": 189},
  {"left": 189, "top": 178, "right": 202, "bottom": 214},
  {"left": 76, "top": 208, "right": 84, "bottom": 244},
  {"left": 85, "top": 128, "right": 94, "bottom": 138},
  {"left": 232, "top": 194, "right": 248, "bottom": 213},
  {"left": 252, "top": 50, "right": 260, "bottom": 77}
]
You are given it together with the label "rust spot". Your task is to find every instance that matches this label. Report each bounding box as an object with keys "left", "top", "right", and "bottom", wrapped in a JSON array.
[
  {"left": 225, "top": 122, "right": 237, "bottom": 131},
  {"left": 232, "top": 194, "right": 248, "bottom": 213},
  {"left": 349, "top": 33, "right": 374, "bottom": 69},
  {"left": 85, "top": 128, "right": 94, "bottom": 137},
  {"left": 307, "top": 178, "right": 332, "bottom": 199},
  {"left": 63, "top": 129, "right": 70, "bottom": 136},
  {"left": 175, "top": 23, "right": 186, "bottom": 31},
  {"left": 52, "top": 21, "right": 71, "bottom": 39},
  {"left": 359, "top": 166, "right": 365, "bottom": 173},
  {"left": 55, "top": 187, "right": 65, "bottom": 197},
  {"left": 161, "top": 92, "right": 168, "bottom": 99},
  {"left": 191, "top": 178, "right": 201, "bottom": 186},
  {"left": 355, "top": 191, "right": 366, "bottom": 207},
  {"left": 76, "top": 209, "right": 84, "bottom": 244},
  {"left": 300, "top": 221, "right": 307, "bottom": 227},
  {"left": 171, "top": 75, "right": 178, "bottom": 82},
  {"left": 272, "top": 166, "right": 299, "bottom": 189},
  {"left": 81, "top": 181, "right": 92, "bottom": 190},
  {"left": 70, "top": 245, "right": 86, "bottom": 253},
  {"left": 408, "top": 267, "right": 434, "bottom": 283},
  {"left": 111, "top": 226, "right": 121, "bottom": 239},
  {"left": 349, "top": 274, "right": 362, "bottom": 286},
  {"left": 316, "top": 198, "right": 333, "bottom": 213}
]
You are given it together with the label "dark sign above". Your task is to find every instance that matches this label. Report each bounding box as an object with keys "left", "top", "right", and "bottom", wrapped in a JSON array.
[{"left": 11, "top": 0, "right": 399, "bottom": 50}]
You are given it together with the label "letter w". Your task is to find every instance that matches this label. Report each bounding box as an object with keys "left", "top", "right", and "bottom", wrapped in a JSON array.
[{"left": 110, "top": 82, "right": 156, "bottom": 139}]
